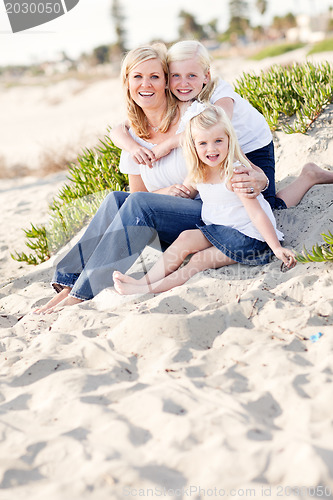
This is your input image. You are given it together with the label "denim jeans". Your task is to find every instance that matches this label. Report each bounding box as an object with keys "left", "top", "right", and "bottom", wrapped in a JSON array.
[
  {"left": 52, "top": 191, "right": 203, "bottom": 300},
  {"left": 246, "top": 141, "right": 286, "bottom": 210}
]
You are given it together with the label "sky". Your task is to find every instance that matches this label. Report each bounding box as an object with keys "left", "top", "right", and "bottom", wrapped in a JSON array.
[{"left": 0, "top": 0, "right": 332, "bottom": 66}]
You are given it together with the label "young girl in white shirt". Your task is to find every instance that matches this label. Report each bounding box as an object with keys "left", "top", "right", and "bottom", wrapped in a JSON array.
[{"left": 113, "top": 105, "right": 296, "bottom": 295}]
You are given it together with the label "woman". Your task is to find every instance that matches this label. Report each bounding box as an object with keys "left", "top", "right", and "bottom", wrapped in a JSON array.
[{"left": 32, "top": 45, "right": 281, "bottom": 313}]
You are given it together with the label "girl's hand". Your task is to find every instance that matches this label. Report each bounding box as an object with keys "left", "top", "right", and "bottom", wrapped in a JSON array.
[
  {"left": 156, "top": 184, "right": 191, "bottom": 197},
  {"left": 274, "top": 247, "right": 296, "bottom": 269},
  {"left": 130, "top": 146, "right": 156, "bottom": 168},
  {"left": 231, "top": 164, "right": 267, "bottom": 197}
]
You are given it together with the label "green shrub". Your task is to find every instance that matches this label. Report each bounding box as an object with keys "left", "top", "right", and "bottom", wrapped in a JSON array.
[
  {"left": 251, "top": 42, "right": 305, "bottom": 60},
  {"left": 234, "top": 61, "right": 333, "bottom": 133},
  {"left": 308, "top": 37, "right": 333, "bottom": 55},
  {"left": 296, "top": 231, "right": 333, "bottom": 263},
  {"left": 12, "top": 129, "right": 127, "bottom": 265}
]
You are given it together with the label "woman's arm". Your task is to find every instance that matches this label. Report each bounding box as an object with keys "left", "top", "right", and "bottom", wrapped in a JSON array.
[
  {"left": 231, "top": 163, "right": 268, "bottom": 197},
  {"left": 239, "top": 195, "right": 296, "bottom": 267},
  {"left": 214, "top": 98, "right": 267, "bottom": 196},
  {"left": 152, "top": 176, "right": 197, "bottom": 198},
  {"left": 128, "top": 174, "right": 148, "bottom": 193},
  {"left": 110, "top": 122, "right": 155, "bottom": 168}
]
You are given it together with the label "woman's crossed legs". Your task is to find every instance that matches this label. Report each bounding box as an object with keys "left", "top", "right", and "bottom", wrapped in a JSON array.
[{"left": 113, "top": 229, "right": 236, "bottom": 295}]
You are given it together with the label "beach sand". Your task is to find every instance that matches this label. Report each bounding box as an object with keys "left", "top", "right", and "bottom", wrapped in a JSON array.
[{"left": 0, "top": 51, "right": 332, "bottom": 499}]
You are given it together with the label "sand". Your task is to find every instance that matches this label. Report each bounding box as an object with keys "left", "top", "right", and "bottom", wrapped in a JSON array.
[{"left": 0, "top": 50, "right": 333, "bottom": 499}]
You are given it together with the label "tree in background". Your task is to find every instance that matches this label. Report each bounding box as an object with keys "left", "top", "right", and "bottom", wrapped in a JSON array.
[
  {"left": 111, "top": 0, "right": 126, "bottom": 55},
  {"left": 272, "top": 12, "right": 297, "bottom": 37},
  {"left": 178, "top": 10, "right": 206, "bottom": 39},
  {"left": 92, "top": 45, "right": 110, "bottom": 65},
  {"left": 227, "top": 0, "right": 250, "bottom": 41},
  {"left": 256, "top": 0, "right": 267, "bottom": 16}
]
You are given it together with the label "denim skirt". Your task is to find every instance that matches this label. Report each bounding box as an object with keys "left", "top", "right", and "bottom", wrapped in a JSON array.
[{"left": 197, "top": 223, "right": 273, "bottom": 265}]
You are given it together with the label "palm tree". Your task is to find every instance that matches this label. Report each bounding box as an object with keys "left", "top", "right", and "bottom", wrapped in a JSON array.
[{"left": 256, "top": 0, "right": 267, "bottom": 16}]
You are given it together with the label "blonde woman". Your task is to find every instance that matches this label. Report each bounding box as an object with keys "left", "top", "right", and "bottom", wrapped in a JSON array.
[
  {"left": 113, "top": 106, "right": 296, "bottom": 295},
  {"left": 35, "top": 47, "right": 221, "bottom": 311}
]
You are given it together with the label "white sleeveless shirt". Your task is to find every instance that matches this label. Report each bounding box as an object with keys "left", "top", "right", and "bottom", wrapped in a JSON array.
[{"left": 197, "top": 181, "right": 284, "bottom": 242}]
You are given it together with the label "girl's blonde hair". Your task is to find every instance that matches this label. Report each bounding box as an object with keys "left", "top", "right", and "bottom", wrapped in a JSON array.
[
  {"left": 167, "top": 40, "right": 217, "bottom": 102},
  {"left": 183, "top": 105, "right": 251, "bottom": 183},
  {"left": 121, "top": 44, "right": 178, "bottom": 140}
]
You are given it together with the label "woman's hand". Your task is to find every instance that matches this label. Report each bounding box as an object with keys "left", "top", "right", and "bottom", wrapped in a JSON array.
[
  {"left": 231, "top": 164, "right": 267, "bottom": 198},
  {"left": 274, "top": 247, "right": 296, "bottom": 269},
  {"left": 155, "top": 184, "right": 191, "bottom": 197},
  {"left": 130, "top": 145, "right": 156, "bottom": 168}
]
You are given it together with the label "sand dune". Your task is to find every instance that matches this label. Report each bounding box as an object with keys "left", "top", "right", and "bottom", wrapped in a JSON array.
[{"left": 0, "top": 52, "right": 332, "bottom": 499}]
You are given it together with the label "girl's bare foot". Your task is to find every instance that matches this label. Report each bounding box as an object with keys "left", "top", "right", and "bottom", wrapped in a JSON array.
[
  {"left": 34, "top": 287, "right": 71, "bottom": 314},
  {"left": 112, "top": 271, "right": 139, "bottom": 286},
  {"left": 45, "top": 295, "right": 83, "bottom": 314},
  {"left": 113, "top": 276, "right": 148, "bottom": 295}
]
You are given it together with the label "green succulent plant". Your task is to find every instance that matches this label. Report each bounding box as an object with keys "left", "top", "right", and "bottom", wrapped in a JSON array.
[
  {"left": 296, "top": 231, "right": 333, "bottom": 263},
  {"left": 234, "top": 61, "right": 333, "bottom": 133},
  {"left": 12, "top": 129, "right": 127, "bottom": 265}
]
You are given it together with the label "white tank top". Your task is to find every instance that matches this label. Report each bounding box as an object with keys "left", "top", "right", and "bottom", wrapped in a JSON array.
[{"left": 197, "top": 182, "right": 283, "bottom": 242}]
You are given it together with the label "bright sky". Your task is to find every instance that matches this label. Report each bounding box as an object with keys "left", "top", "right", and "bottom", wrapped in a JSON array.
[{"left": 0, "top": 0, "right": 332, "bottom": 66}]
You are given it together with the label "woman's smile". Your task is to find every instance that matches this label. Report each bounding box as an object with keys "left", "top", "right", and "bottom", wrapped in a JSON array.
[{"left": 128, "top": 59, "right": 167, "bottom": 108}]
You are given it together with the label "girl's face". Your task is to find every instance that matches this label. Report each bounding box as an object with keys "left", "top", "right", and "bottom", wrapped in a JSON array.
[
  {"left": 128, "top": 58, "right": 167, "bottom": 110},
  {"left": 169, "top": 58, "right": 210, "bottom": 102},
  {"left": 193, "top": 123, "right": 229, "bottom": 171}
]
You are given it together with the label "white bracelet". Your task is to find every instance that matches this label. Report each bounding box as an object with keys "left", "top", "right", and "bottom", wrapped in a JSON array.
[{"left": 261, "top": 178, "right": 269, "bottom": 192}]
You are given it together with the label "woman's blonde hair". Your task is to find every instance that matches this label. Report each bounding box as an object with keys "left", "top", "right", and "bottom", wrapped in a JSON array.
[
  {"left": 167, "top": 40, "right": 217, "bottom": 102},
  {"left": 121, "top": 44, "right": 178, "bottom": 140},
  {"left": 183, "top": 105, "right": 251, "bottom": 183}
]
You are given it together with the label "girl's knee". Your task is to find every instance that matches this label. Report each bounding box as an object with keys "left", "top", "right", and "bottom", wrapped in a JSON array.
[{"left": 175, "top": 230, "right": 198, "bottom": 251}]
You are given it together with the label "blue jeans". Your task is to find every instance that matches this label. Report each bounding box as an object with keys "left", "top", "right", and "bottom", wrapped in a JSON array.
[
  {"left": 52, "top": 191, "right": 203, "bottom": 300},
  {"left": 246, "top": 141, "right": 286, "bottom": 210}
]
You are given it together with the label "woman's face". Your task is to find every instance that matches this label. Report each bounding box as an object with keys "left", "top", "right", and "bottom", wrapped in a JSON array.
[
  {"left": 128, "top": 58, "right": 167, "bottom": 110},
  {"left": 169, "top": 58, "right": 209, "bottom": 102}
]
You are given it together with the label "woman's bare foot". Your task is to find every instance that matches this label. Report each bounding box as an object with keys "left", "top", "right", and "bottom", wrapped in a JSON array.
[
  {"left": 45, "top": 295, "right": 83, "bottom": 314},
  {"left": 34, "top": 287, "right": 71, "bottom": 314}
]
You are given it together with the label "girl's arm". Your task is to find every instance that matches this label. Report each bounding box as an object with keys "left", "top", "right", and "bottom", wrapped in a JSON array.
[
  {"left": 109, "top": 122, "right": 155, "bottom": 168},
  {"left": 214, "top": 97, "right": 234, "bottom": 120},
  {"left": 150, "top": 101, "right": 188, "bottom": 161},
  {"left": 239, "top": 195, "right": 296, "bottom": 268},
  {"left": 151, "top": 133, "right": 182, "bottom": 161}
]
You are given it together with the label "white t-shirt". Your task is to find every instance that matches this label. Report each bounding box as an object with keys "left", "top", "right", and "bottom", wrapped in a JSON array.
[
  {"left": 211, "top": 78, "right": 272, "bottom": 154},
  {"left": 119, "top": 101, "right": 204, "bottom": 192},
  {"left": 197, "top": 181, "right": 283, "bottom": 242}
]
